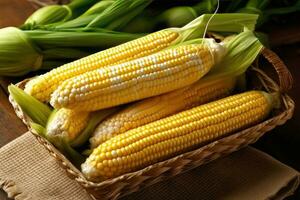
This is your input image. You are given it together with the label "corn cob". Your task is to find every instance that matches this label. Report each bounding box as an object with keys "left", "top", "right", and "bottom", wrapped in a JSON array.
[
  {"left": 24, "top": 30, "right": 179, "bottom": 102},
  {"left": 82, "top": 90, "right": 276, "bottom": 181},
  {"left": 90, "top": 76, "right": 236, "bottom": 148},
  {"left": 51, "top": 41, "right": 225, "bottom": 111},
  {"left": 24, "top": 14, "right": 258, "bottom": 102},
  {"left": 89, "top": 30, "right": 264, "bottom": 147},
  {"left": 46, "top": 108, "right": 90, "bottom": 142},
  {"left": 46, "top": 107, "right": 118, "bottom": 147}
]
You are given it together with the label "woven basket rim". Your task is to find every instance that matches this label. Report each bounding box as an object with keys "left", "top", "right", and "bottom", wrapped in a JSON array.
[{"left": 8, "top": 47, "right": 295, "bottom": 198}]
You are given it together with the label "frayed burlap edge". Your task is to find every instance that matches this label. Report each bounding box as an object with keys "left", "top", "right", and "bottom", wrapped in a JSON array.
[{"left": 0, "top": 178, "right": 30, "bottom": 200}]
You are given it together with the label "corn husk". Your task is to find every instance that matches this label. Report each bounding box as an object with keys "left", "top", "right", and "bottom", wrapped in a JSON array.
[
  {"left": 8, "top": 84, "right": 84, "bottom": 166},
  {"left": 22, "top": 0, "right": 101, "bottom": 29},
  {"left": 206, "top": 30, "right": 263, "bottom": 79},
  {"left": 30, "top": 122, "right": 47, "bottom": 138},
  {"left": 0, "top": 27, "right": 42, "bottom": 76},
  {"left": 70, "top": 108, "right": 119, "bottom": 147},
  {"left": 81, "top": 0, "right": 114, "bottom": 17},
  {"left": 8, "top": 85, "right": 52, "bottom": 127},
  {"left": 87, "top": 0, "right": 152, "bottom": 28},
  {"left": 124, "top": 13, "right": 259, "bottom": 46},
  {"left": 50, "top": 0, "right": 152, "bottom": 30},
  {"left": 124, "top": 0, "right": 218, "bottom": 32},
  {"left": 23, "top": 5, "right": 72, "bottom": 29},
  {"left": 26, "top": 28, "right": 143, "bottom": 48},
  {"left": 104, "top": 0, "right": 153, "bottom": 30},
  {"left": 48, "top": 1, "right": 114, "bottom": 29},
  {"left": 0, "top": 27, "right": 142, "bottom": 76}
]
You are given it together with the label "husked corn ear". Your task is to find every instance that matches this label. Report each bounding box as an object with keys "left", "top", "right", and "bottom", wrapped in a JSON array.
[
  {"left": 90, "top": 76, "right": 236, "bottom": 148},
  {"left": 46, "top": 108, "right": 90, "bottom": 141},
  {"left": 82, "top": 91, "right": 274, "bottom": 181},
  {"left": 51, "top": 42, "right": 224, "bottom": 111},
  {"left": 24, "top": 30, "right": 179, "bottom": 102}
]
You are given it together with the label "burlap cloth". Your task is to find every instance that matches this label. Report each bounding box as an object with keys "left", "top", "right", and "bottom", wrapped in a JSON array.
[{"left": 0, "top": 132, "right": 299, "bottom": 200}]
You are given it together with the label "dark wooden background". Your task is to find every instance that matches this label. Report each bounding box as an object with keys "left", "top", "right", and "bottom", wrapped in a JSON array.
[{"left": 0, "top": 0, "right": 299, "bottom": 199}]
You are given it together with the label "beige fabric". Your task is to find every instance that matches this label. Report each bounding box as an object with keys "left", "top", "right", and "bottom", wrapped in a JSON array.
[
  {"left": 0, "top": 132, "right": 299, "bottom": 200},
  {"left": 0, "top": 133, "right": 92, "bottom": 200},
  {"left": 122, "top": 148, "right": 300, "bottom": 200}
]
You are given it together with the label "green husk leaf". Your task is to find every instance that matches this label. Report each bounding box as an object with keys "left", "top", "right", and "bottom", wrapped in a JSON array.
[
  {"left": 62, "top": 139, "right": 86, "bottom": 167},
  {"left": 29, "top": 122, "right": 47, "bottom": 138},
  {"left": 104, "top": 0, "right": 152, "bottom": 31},
  {"left": 67, "top": 0, "right": 102, "bottom": 17},
  {"left": 175, "top": 13, "right": 259, "bottom": 42},
  {"left": 47, "top": 14, "right": 97, "bottom": 29},
  {"left": 156, "top": 0, "right": 218, "bottom": 28},
  {"left": 81, "top": 0, "right": 114, "bottom": 17},
  {"left": 26, "top": 28, "right": 143, "bottom": 49},
  {"left": 51, "top": 0, "right": 115, "bottom": 30},
  {"left": 175, "top": 31, "right": 262, "bottom": 98},
  {"left": 22, "top": 0, "right": 103, "bottom": 29},
  {"left": 0, "top": 27, "right": 43, "bottom": 76},
  {"left": 8, "top": 85, "right": 52, "bottom": 127},
  {"left": 22, "top": 5, "right": 72, "bottom": 29},
  {"left": 46, "top": 0, "right": 115, "bottom": 30},
  {"left": 71, "top": 107, "right": 118, "bottom": 147},
  {"left": 87, "top": 0, "right": 152, "bottom": 28},
  {"left": 46, "top": 129, "right": 85, "bottom": 167},
  {"left": 178, "top": 31, "right": 262, "bottom": 86},
  {"left": 206, "top": 30, "right": 263, "bottom": 79}
]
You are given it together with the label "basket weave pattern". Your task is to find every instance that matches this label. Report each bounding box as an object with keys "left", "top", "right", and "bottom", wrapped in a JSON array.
[{"left": 9, "top": 48, "right": 294, "bottom": 200}]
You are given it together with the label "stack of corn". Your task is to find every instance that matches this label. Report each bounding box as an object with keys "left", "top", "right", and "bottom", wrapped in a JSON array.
[{"left": 9, "top": 13, "right": 279, "bottom": 182}]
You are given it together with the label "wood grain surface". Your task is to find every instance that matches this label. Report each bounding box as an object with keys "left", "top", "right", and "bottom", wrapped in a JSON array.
[
  {"left": 0, "top": 0, "right": 33, "bottom": 146},
  {"left": 0, "top": 0, "right": 34, "bottom": 199},
  {"left": 0, "top": 0, "right": 299, "bottom": 199}
]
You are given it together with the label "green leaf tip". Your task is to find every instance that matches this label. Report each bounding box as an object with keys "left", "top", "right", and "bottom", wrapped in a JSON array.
[{"left": 8, "top": 84, "right": 52, "bottom": 127}]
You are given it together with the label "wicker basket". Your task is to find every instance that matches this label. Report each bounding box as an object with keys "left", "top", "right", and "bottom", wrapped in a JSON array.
[{"left": 9, "top": 47, "right": 294, "bottom": 200}]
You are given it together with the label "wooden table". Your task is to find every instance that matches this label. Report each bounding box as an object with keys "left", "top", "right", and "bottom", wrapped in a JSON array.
[{"left": 0, "top": 0, "right": 299, "bottom": 199}]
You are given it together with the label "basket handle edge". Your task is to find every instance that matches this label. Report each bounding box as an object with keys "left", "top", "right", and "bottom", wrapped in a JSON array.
[{"left": 261, "top": 47, "right": 293, "bottom": 93}]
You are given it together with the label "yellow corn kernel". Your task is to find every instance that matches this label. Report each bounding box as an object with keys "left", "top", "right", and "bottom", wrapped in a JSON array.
[
  {"left": 24, "top": 30, "right": 179, "bottom": 102},
  {"left": 90, "top": 76, "right": 236, "bottom": 148},
  {"left": 46, "top": 108, "right": 90, "bottom": 142},
  {"left": 51, "top": 42, "right": 224, "bottom": 111},
  {"left": 82, "top": 91, "right": 274, "bottom": 181}
]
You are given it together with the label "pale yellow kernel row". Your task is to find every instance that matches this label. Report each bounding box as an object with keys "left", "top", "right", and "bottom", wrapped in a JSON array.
[
  {"left": 50, "top": 45, "right": 214, "bottom": 111},
  {"left": 24, "top": 30, "right": 179, "bottom": 102}
]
